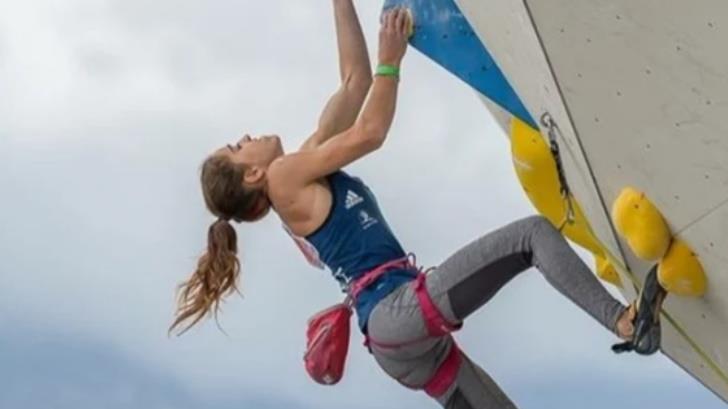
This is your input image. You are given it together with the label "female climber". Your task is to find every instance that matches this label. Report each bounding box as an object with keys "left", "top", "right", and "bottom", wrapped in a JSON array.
[{"left": 171, "top": 2, "right": 657, "bottom": 408}]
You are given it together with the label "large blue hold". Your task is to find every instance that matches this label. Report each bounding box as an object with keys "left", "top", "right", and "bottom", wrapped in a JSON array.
[{"left": 383, "top": 0, "right": 536, "bottom": 128}]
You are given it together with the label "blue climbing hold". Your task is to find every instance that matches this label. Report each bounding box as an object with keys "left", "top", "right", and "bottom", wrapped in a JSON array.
[{"left": 383, "top": 0, "right": 536, "bottom": 128}]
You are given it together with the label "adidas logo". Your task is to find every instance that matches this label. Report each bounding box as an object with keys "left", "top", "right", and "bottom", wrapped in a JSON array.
[{"left": 345, "top": 190, "right": 364, "bottom": 209}]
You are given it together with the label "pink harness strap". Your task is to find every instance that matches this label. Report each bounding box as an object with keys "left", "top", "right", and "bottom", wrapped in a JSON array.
[
  {"left": 413, "top": 273, "right": 462, "bottom": 398},
  {"left": 413, "top": 274, "right": 462, "bottom": 336},
  {"left": 348, "top": 256, "right": 412, "bottom": 301},
  {"left": 365, "top": 271, "right": 462, "bottom": 349},
  {"left": 423, "top": 342, "right": 461, "bottom": 398}
]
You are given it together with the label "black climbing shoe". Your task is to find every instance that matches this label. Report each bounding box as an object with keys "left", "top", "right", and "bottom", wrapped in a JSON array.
[{"left": 612, "top": 265, "right": 666, "bottom": 356}]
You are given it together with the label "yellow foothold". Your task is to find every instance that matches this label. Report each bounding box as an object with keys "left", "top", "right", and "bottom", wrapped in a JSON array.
[
  {"left": 658, "top": 239, "right": 707, "bottom": 297},
  {"left": 596, "top": 255, "right": 623, "bottom": 288},
  {"left": 611, "top": 187, "right": 671, "bottom": 261}
]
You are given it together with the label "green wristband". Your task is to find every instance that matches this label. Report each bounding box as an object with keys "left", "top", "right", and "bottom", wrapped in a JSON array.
[{"left": 375, "top": 64, "right": 400, "bottom": 77}]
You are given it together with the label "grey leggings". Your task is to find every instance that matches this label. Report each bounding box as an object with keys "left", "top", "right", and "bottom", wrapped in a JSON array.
[{"left": 367, "top": 215, "right": 626, "bottom": 408}]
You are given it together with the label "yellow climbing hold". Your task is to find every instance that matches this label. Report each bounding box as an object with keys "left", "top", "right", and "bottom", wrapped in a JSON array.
[
  {"left": 511, "top": 118, "right": 622, "bottom": 288},
  {"left": 658, "top": 239, "right": 707, "bottom": 297},
  {"left": 404, "top": 8, "right": 415, "bottom": 38},
  {"left": 511, "top": 118, "right": 598, "bottom": 254},
  {"left": 611, "top": 187, "right": 671, "bottom": 261},
  {"left": 595, "top": 255, "right": 622, "bottom": 287}
]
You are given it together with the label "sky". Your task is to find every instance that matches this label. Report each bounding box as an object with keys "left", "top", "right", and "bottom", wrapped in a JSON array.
[{"left": 0, "top": 0, "right": 725, "bottom": 408}]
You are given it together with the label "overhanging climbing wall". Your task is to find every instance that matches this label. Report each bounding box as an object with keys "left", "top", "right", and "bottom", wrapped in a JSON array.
[
  {"left": 501, "top": 1, "right": 728, "bottom": 400},
  {"left": 384, "top": 0, "right": 728, "bottom": 403}
]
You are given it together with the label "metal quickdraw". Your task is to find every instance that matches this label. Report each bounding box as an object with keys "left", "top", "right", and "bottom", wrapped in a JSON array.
[{"left": 540, "top": 112, "right": 576, "bottom": 231}]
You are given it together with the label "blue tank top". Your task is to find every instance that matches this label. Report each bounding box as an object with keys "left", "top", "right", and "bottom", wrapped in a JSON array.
[{"left": 285, "top": 171, "right": 416, "bottom": 331}]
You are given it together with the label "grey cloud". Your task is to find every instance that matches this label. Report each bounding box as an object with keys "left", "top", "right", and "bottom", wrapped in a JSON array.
[
  {"left": 76, "top": 47, "right": 125, "bottom": 80},
  {"left": 83, "top": 0, "right": 336, "bottom": 90},
  {"left": 1, "top": 320, "right": 318, "bottom": 409},
  {"left": 0, "top": 29, "right": 6, "bottom": 61},
  {"left": 514, "top": 375, "right": 726, "bottom": 409}
]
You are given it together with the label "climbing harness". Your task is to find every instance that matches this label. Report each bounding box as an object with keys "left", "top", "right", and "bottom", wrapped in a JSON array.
[
  {"left": 303, "top": 257, "right": 412, "bottom": 386},
  {"left": 304, "top": 254, "right": 462, "bottom": 397}
]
